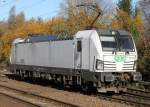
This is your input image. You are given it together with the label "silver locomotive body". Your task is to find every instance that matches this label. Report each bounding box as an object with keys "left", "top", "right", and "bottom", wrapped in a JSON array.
[{"left": 10, "top": 29, "right": 142, "bottom": 93}]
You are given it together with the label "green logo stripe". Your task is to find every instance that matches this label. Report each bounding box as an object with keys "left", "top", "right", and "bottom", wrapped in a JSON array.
[{"left": 114, "top": 55, "right": 126, "bottom": 62}]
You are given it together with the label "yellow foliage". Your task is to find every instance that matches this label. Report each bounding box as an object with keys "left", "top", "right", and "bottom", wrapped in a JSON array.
[
  {"left": 0, "top": 4, "right": 106, "bottom": 62},
  {"left": 134, "top": 12, "right": 145, "bottom": 34},
  {"left": 111, "top": 10, "right": 132, "bottom": 30},
  {"left": 0, "top": 18, "right": 68, "bottom": 61},
  {"left": 111, "top": 9, "right": 144, "bottom": 42}
]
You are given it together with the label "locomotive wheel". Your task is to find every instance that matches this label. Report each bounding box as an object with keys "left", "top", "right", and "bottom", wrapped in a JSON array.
[
  {"left": 82, "top": 82, "right": 93, "bottom": 92},
  {"left": 82, "top": 85, "right": 89, "bottom": 92}
]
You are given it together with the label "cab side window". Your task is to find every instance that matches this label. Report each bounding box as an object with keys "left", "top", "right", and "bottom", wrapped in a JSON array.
[{"left": 77, "top": 40, "right": 82, "bottom": 52}]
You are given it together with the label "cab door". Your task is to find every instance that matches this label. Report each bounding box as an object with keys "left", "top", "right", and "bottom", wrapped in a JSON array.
[{"left": 74, "top": 39, "right": 82, "bottom": 70}]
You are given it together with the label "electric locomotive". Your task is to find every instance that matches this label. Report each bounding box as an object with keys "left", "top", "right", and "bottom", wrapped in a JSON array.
[{"left": 10, "top": 29, "right": 142, "bottom": 93}]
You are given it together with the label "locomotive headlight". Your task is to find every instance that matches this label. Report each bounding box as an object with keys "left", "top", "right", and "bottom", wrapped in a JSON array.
[{"left": 96, "top": 60, "right": 104, "bottom": 70}]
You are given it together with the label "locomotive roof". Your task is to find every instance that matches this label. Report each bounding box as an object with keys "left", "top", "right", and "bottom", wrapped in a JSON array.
[
  {"left": 14, "top": 29, "right": 131, "bottom": 44},
  {"left": 15, "top": 35, "right": 74, "bottom": 44},
  {"left": 27, "top": 36, "right": 58, "bottom": 42},
  {"left": 97, "top": 29, "right": 131, "bottom": 37}
]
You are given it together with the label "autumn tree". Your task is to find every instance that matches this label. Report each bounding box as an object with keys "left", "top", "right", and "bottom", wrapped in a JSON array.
[
  {"left": 8, "top": 6, "right": 17, "bottom": 30},
  {"left": 0, "top": 0, "right": 110, "bottom": 63},
  {"left": 111, "top": 0, "right": 144, "bottom": 42},
  {"left": 16, "top": 12, "right": 25, "bottom": 27},
  {"left": 118, "top": 0, "right": 132, "bottom": 15},
  {"left": 0, "top": 21, "right": 7, "bottom": 36}
]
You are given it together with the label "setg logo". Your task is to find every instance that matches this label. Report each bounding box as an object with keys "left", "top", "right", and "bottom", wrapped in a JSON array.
[{"left": 114, "top": 55, "right": 126, "bottom": 62}]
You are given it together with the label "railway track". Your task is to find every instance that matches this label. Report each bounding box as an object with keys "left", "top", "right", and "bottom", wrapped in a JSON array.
[
  {"left": 97, "top": 89, "right": 150, "bottom": 107},
  {"left": 0, "top": 92, "right": 40, "bottom": 107},
  {"left": 127, "top": 88, "right": 150, "bottom": 99},
  {"left": 101, "top": 95, "right": 150, "bottom": 107},
  {"left": 0, "top": 84, "right": 79, "bottom": 107},
  {"left": 0, "top": 68, "right": 9, "bottom": 77},
  {"left": 1, "top": 70, "right": 150, "bottom": 107},
  {"left": 0, "top": 73, "right": 6, "bottom": 77}
]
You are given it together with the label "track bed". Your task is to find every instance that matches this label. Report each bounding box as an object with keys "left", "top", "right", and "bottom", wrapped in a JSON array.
[
  {"left": 0, "top": 93, "right": 38, "bottom": 107},
  {"left": 0, "top": 69, "right": 132, "bottom": 107}
]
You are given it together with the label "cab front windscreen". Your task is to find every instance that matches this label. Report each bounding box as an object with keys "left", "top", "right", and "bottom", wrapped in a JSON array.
[{"left": 100, "top": 35, "right": 134, "bottom": 51}]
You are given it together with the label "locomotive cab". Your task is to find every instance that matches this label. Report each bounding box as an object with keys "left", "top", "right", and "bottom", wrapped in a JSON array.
[{"left": 75, "top": 29, "right": 142, "bottom": 93}]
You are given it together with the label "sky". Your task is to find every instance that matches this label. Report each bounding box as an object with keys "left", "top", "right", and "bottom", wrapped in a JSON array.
[
  {"left": 0, "top": 0, "right": 138, "bottom": 21},
  {"left": 0, "top": 0, "right": 62, "bottom": 21}
]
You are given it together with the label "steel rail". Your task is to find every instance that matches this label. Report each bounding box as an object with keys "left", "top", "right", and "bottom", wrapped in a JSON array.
[
  {"left": 0, "top": 92, "right": 41, "bottom": 107},
  {"left": 98, "top": 94, "right": 150, "bottom": 107},
  {"left": 0, "top": 84, "right": 79, "bottom": 107},
  {"left": 128, "top": 88, "right": 150, "bottom": 94}
]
